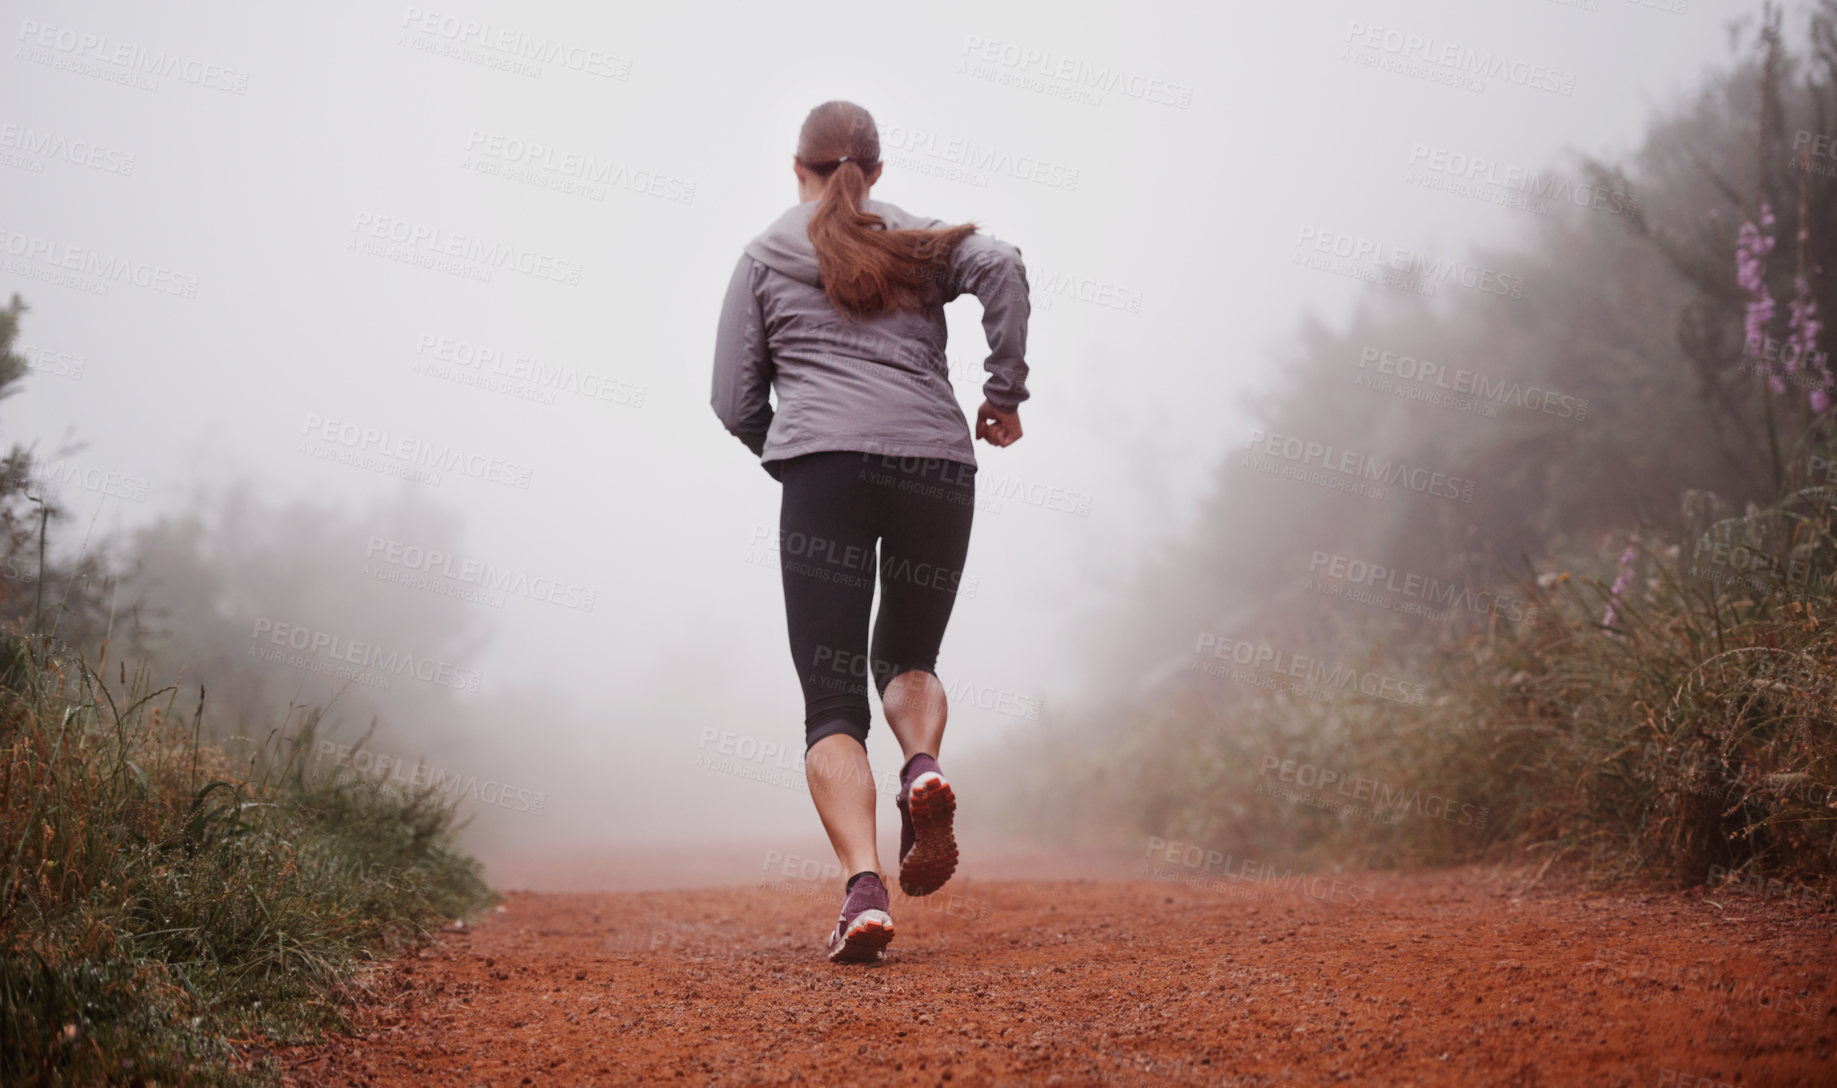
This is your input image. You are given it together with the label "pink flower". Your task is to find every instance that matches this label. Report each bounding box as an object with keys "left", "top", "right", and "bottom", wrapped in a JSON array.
[
  {"left": 1602, "top": 543, "right": 1636, "bottom": 630},
  {"left": 1787, "top": 272, "right": 1826, "bottom": 413},
  {"left": 1737, "top": 204, "right": 1778, "bottom": 369}
]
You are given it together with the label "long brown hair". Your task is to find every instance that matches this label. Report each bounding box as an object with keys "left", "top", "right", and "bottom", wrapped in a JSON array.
[{"left": 796, "top": 100, "right": 978, "bottom": 319}]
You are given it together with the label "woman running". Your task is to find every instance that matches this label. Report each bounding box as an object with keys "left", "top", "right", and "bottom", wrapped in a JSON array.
[{"left": 711, "top": 100, "right": 1030, "bottom": 964}]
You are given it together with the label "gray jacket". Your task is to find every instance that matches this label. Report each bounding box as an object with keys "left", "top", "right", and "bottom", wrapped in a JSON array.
[{"left": 711, "top": 198, "right": 1030, "bottom": 473}]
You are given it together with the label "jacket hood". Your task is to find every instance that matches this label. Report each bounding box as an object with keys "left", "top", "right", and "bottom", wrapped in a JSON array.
[{"left": 743, "top": 199, "right": 943, "bottom": 287}]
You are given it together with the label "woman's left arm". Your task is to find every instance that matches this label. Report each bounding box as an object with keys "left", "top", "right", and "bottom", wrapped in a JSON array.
[{"left": 948, "top": 233, "right": 1031, "bottom": 418}]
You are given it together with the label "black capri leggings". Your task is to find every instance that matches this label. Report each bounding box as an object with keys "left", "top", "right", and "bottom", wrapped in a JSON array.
[{"left": 776, "top": 450, "right": 977, "bottom": 751}]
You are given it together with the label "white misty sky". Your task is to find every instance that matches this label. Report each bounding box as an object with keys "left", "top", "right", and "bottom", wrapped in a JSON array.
[{"left": 3, "top": 0, "right": 1745, "bottom": 849}]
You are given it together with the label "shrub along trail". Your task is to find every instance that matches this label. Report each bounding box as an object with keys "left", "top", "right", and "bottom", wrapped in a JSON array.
[{"left": 276, "top": 869, "right": 1835, "bottom": 1086}]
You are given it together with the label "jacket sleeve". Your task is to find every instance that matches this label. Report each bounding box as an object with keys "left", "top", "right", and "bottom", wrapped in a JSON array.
[
  {"left": 947, "top": 231, "right": 1031, "bottom": 413},
  {"left": 710, "top": 254, "right": 776, "bottom": 459}
]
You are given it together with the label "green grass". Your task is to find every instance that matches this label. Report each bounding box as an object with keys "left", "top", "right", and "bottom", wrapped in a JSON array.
[{"left": 0, "top": 633, "right": 497, "bottom": 1086}]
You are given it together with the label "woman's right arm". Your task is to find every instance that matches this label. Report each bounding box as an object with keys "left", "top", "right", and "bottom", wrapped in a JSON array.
[{"left": 710, "top": 255, "right": 777, "bottom": 460}]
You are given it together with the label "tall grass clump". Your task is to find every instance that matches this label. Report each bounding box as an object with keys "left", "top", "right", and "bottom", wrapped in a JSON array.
[
  {"left": 1008, "top": 440, "right": 1837, "bottom": 892},
  {"left": 0, "top": 634, "right": 497, "bottom": 1086},
  {"left": 1467, "top": 449, "right": 1837, "bottom": 887}
]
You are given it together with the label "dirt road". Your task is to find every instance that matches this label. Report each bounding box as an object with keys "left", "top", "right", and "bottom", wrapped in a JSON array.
[{"left": 278, "top": 868, "right": 1835, "bottom": 1086}]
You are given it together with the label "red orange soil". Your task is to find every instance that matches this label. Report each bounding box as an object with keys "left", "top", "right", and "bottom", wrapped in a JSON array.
[{"left": 277, "top": 869, "right": 1836, "bottom": 1086}]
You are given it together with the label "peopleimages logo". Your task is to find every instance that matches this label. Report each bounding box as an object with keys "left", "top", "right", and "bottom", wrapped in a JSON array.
[
  {"left": 0, "top": 226, "right": 200, "bottom": 298},
  {"left": 1791, "top": 129, "right": 1837, "bottom": 177},
  {"left": 15, "top": 19, "right": 252, "bottom": 94},
  {"left": 1741, "top": 331, "right": 1832, "bottom": 386},
  {"left": 311, "top": 740, "right": 545, "bottom": 814},
  {"left": 1258, "top": 756, "right": 1489, "bottom": 828},
  {"left": 248, "top": 618, "right": 483, "bottom": 693},
  {"left": 348, "top": 212, "right": 583, "bottom": 285},
  {"left": 958, "top": 34, "right": 1194, "bottom": 109},
  {"left": 363, "top": 536, "right": 598, "bottom": 612},
  {"left": 412, "top": 334, "right": 646, "bottom": 408},
  {"left": 1190, "top": 631, "right": 1428, "bottom": 706},
  {"left": 885, "top": 676, "right": 1043, "bottom": 722},
  {"left": 1356, "top": 346, "right": 1588, "bottom": 421},
  {"left": 0, "top": 121, "right": 136, "bottom": 175},
  {"left": 1341, "top": 20, "right": 1578, "bottom": 96},
  {"left": 32, "top": 458, "right": 150, "bottom": 503},
  {"left": 876, "top": 122, "right": 1079, "bottom": 191},
  {"left": 1406, "top": 143, "right": 1638, "bottom": 218},
  {"left": 1245, "top": 427, "right": 1477, "bottom": 504},
  {"left": 744, "top": 523, "right": 984, "bottom": 598},
  {"left": 1306, "top": 550, "right": 1540, "bottom": 625},
  {"left": 1025, "top": 263, "right": 1143, "bottom": 313},
  {"left": 300, "top": 413, "right": 534, "bottom": 489},
  {"left": 462, "top": 130, "right": 695, "bottom": 204},
  {"left": 1142, "top": 837, "right": 1378, "bottom": 907},
  {"left": 19, "top": 344, "right": 88, "bottom": 381},
  {"left": 398, "top": 8, "right": 631, "bottom": 79},
  {"left": 978, "top": 471, "right": 1094, "bottom": 517},
  {"left": 1294, "top": 226, "right": 1526, "bottom": 299},
  {"left": 1688, "top": 535, "right": 1835, "bottom": 592}
]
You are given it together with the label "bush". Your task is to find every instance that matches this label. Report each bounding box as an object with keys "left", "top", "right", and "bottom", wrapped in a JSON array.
[{"left": 1005, "top": 448, "right": 1837, "bottom": 893}]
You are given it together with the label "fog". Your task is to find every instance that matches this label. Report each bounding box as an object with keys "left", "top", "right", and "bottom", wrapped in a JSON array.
[{"left": 2, "top": 0, "right": 1747, "bottom": 885}]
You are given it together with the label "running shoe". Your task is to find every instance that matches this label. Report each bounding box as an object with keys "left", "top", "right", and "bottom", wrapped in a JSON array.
[
  {"left": 897, "top": 753, "right": 958, "bottom": 896},
  {"left": 826, "top": 872, "right": 895, "bottom": 964}
]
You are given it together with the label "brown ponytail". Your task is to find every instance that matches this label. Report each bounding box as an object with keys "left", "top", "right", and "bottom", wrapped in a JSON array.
[{"left": 796, "top": 100, "right": 978, "bottom": 319}]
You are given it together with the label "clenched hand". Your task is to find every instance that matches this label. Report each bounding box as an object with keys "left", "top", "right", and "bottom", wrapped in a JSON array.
[{"left": 976, "top": 400, "right": 1022, "bottom": 447}]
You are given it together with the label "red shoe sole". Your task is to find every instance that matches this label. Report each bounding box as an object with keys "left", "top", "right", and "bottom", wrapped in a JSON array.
[{"left": 899, "top": 776, "right": 958, "bottom": 897}]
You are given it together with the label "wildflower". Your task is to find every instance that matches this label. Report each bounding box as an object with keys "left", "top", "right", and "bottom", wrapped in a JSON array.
[
  {"left": 1785, "top": 267, "right": 1827, "bottom": 412},
  {"left": 1737, "top": 203, "right": 1778, "bottom": 390},
  {"left": 1602, "top": 542, "right": 1637, "bottom": 629}
]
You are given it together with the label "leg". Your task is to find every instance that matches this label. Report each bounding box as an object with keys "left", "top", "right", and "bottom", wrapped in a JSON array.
[
  {"left": 882, "top": 670, "right": 948, "bottom": 765},
  {"left": 863, "top": 455, "right": 977, "bottom": 896},
  {"left": 805, "top": 733, "right": 880, "bottom": 877},
  {"left": 777, "top": 452, "right": 885, "bottom": 876},
  {"left": 868, "top": 456, "right": 977, "bottom": 761}
]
